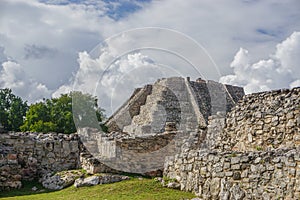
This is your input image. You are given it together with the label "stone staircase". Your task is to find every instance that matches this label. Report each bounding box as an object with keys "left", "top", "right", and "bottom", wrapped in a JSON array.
[
  {"left": 188, "top": 80, "right": 211, "bottom": 121},
  {"left": 123, "top": 78, "right": 172, "bottom": 134},
  {"left": 123, "top": 77, "right": 204, "bottom": 135}
]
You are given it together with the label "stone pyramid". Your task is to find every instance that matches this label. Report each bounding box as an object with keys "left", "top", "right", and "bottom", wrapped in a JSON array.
[{"left": 106, "top": 77, "right": 244, "bottom": 135}]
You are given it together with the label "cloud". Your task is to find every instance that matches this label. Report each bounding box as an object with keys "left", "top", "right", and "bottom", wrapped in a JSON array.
[
  {"left": 0, "top": 61, "right": 51, "bottom": 103},
  {"left": 53, "top": 47, "right": 180, "bottom": 115},
  {"left": 220, "top": 32, "right": 300, "bottom": 93},
  {"left": 53, "top": 27, "right": 216, "bottom": 115},
  {"left": 0, "top": 0, "right": 114, "bottom": 89},
  {"left": 0, "top": 46, "right": 8, "bottom": 63},
  {"left": 1, "top": 0, "right": 300, "bottom": 106},
  {"left": 109, "top": 0, "right": 300, "bottom": 71},
  {"left": 24, "top": 44, "right": 57, "bottom": 60},
  {"left": 275, "top": 31, "right": 300, "bottom": 76},
  {"left": 53, "top": 50, "right": 106, "bottom": 96}
]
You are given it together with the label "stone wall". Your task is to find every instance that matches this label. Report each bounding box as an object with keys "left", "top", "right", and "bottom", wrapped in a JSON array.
[
  {"left": 0, "top": 153, "right": 22, "bottom": 190},
  {"left": 0, "top": 132, "right": 80, "bottom": 190},
  {"left": 164, "top": 87, "right": 300, "bottom": 199},
  {"left": 164, "top": 148, "right": 300, "bottom": 199},
  {"left": 78, "top": 127, "right": 185, "bottom": 174},
  {"left": 220, "top": 87, "right": 300, "bottom": 151}
]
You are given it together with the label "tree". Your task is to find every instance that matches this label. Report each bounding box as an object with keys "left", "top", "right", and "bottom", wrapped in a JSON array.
[
  {"left": 0, "top": 88, "right": 28, "bottom": 131},
  {"left": 20, "top": 101, "right": 52, "bottom": 132},
  {"left": 50, "top": 94, "right": 76, "bottom": 134},
  {"left": 20, "top": 92, "right": 106, "bottom": 134},
  {"left": 72, "top": 91, "right": 107, "bottom": 131}
]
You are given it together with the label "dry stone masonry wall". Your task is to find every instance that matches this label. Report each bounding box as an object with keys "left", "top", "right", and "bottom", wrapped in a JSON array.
[
  {"left": 164, "top": 87, "right": 300, "bottom": 199},
  {"left": 221, "top": 87, "right": 300, "bottom": 151},
  {"left": 164, "top": 148, "right": 300, "bottom": 199},
  {"left": 0, "top": 132, "right": 80, "bottom": 190}
]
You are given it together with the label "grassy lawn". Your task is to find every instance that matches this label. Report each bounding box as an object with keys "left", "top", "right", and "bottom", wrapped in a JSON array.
[{"left": 0, "top": 178, "right": 196, "bottom": 200}]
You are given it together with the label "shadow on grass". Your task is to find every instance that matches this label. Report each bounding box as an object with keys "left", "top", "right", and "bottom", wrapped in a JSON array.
[{"left": 0, "top": 180, "right": 53, "bottom": 198}]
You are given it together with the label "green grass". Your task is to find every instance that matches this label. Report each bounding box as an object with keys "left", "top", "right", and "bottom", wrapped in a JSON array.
[
  {"left": 0, "top": 178, "right": 196, "bottom": 200},
  {"left": 0, "top": 181, "right": 51, "bottom": 198}
]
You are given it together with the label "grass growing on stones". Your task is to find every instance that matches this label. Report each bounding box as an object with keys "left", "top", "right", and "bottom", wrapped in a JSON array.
[{"left": 0, "top": 178, "right": 196, "bottom": 200}]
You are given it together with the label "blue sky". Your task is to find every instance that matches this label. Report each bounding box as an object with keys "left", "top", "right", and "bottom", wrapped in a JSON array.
[
  {"left": 39, "top": 0, "right": 151, "bottom": 19},
  {"left": 0, "top": 0, "right": 299, "bottom": 113}
]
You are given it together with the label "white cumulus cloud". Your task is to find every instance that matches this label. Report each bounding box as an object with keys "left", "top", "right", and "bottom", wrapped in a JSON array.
[
  {"left": 0, "top": 61, "right": 51, "bottom": 103},
  {"left": 53, "top": 48, "right": 180, "bottom": 115},
  {"left": 220, "top": 32, "right": 300, "bottom": 93}
]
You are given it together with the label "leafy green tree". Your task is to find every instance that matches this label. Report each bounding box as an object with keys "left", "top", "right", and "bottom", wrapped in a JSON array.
[
  {"left": 29, "top": 120, "right": 57, "bottom": 133},
  {"left": 20, "top": 101, "right": 51, "bottom": 132},
  {"left": 72, "top": 91, "right": 107, "bottom": 131},
  {"left": 21, "top": 92, "right": 106, "bottom": 133},
  {"left": 0, "top": 88, "right": 28, "bottom": 131},
  {"left": 50, "top": 94, "right": 76, "bottom": 134}
]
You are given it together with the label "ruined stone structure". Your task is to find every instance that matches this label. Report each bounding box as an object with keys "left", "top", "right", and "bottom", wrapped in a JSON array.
[
  {"left": 85, "top": 77, "right": 244, "bottom": 174},
  {"left": 164, "top": 87, "right": 300, "bottom": 199},
  {"left": 1, "top": 77, "right": 245, "bottom": 191},
  {"left": 1, "top": 76, "right": 299, "bottom": 199},
  {"left": 106, "top": 77, "right": 244, "bottom": 134}
]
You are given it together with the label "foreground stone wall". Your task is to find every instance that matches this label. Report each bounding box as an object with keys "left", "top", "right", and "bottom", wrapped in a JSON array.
[
  {"left": 164, "top": 87, "right": 300, "bottom": 199},
  {"left": 0, "top": 132, "right": 80, "bottom": 190},
  {"left": 0, "top": 153, "right": 22, "bottom": 190},
  {"left": 165, "top": 148, "right": 300, "bottom": 199},
  {"left": 221, "top": 87, "right": 300, "bottom": 151}
]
